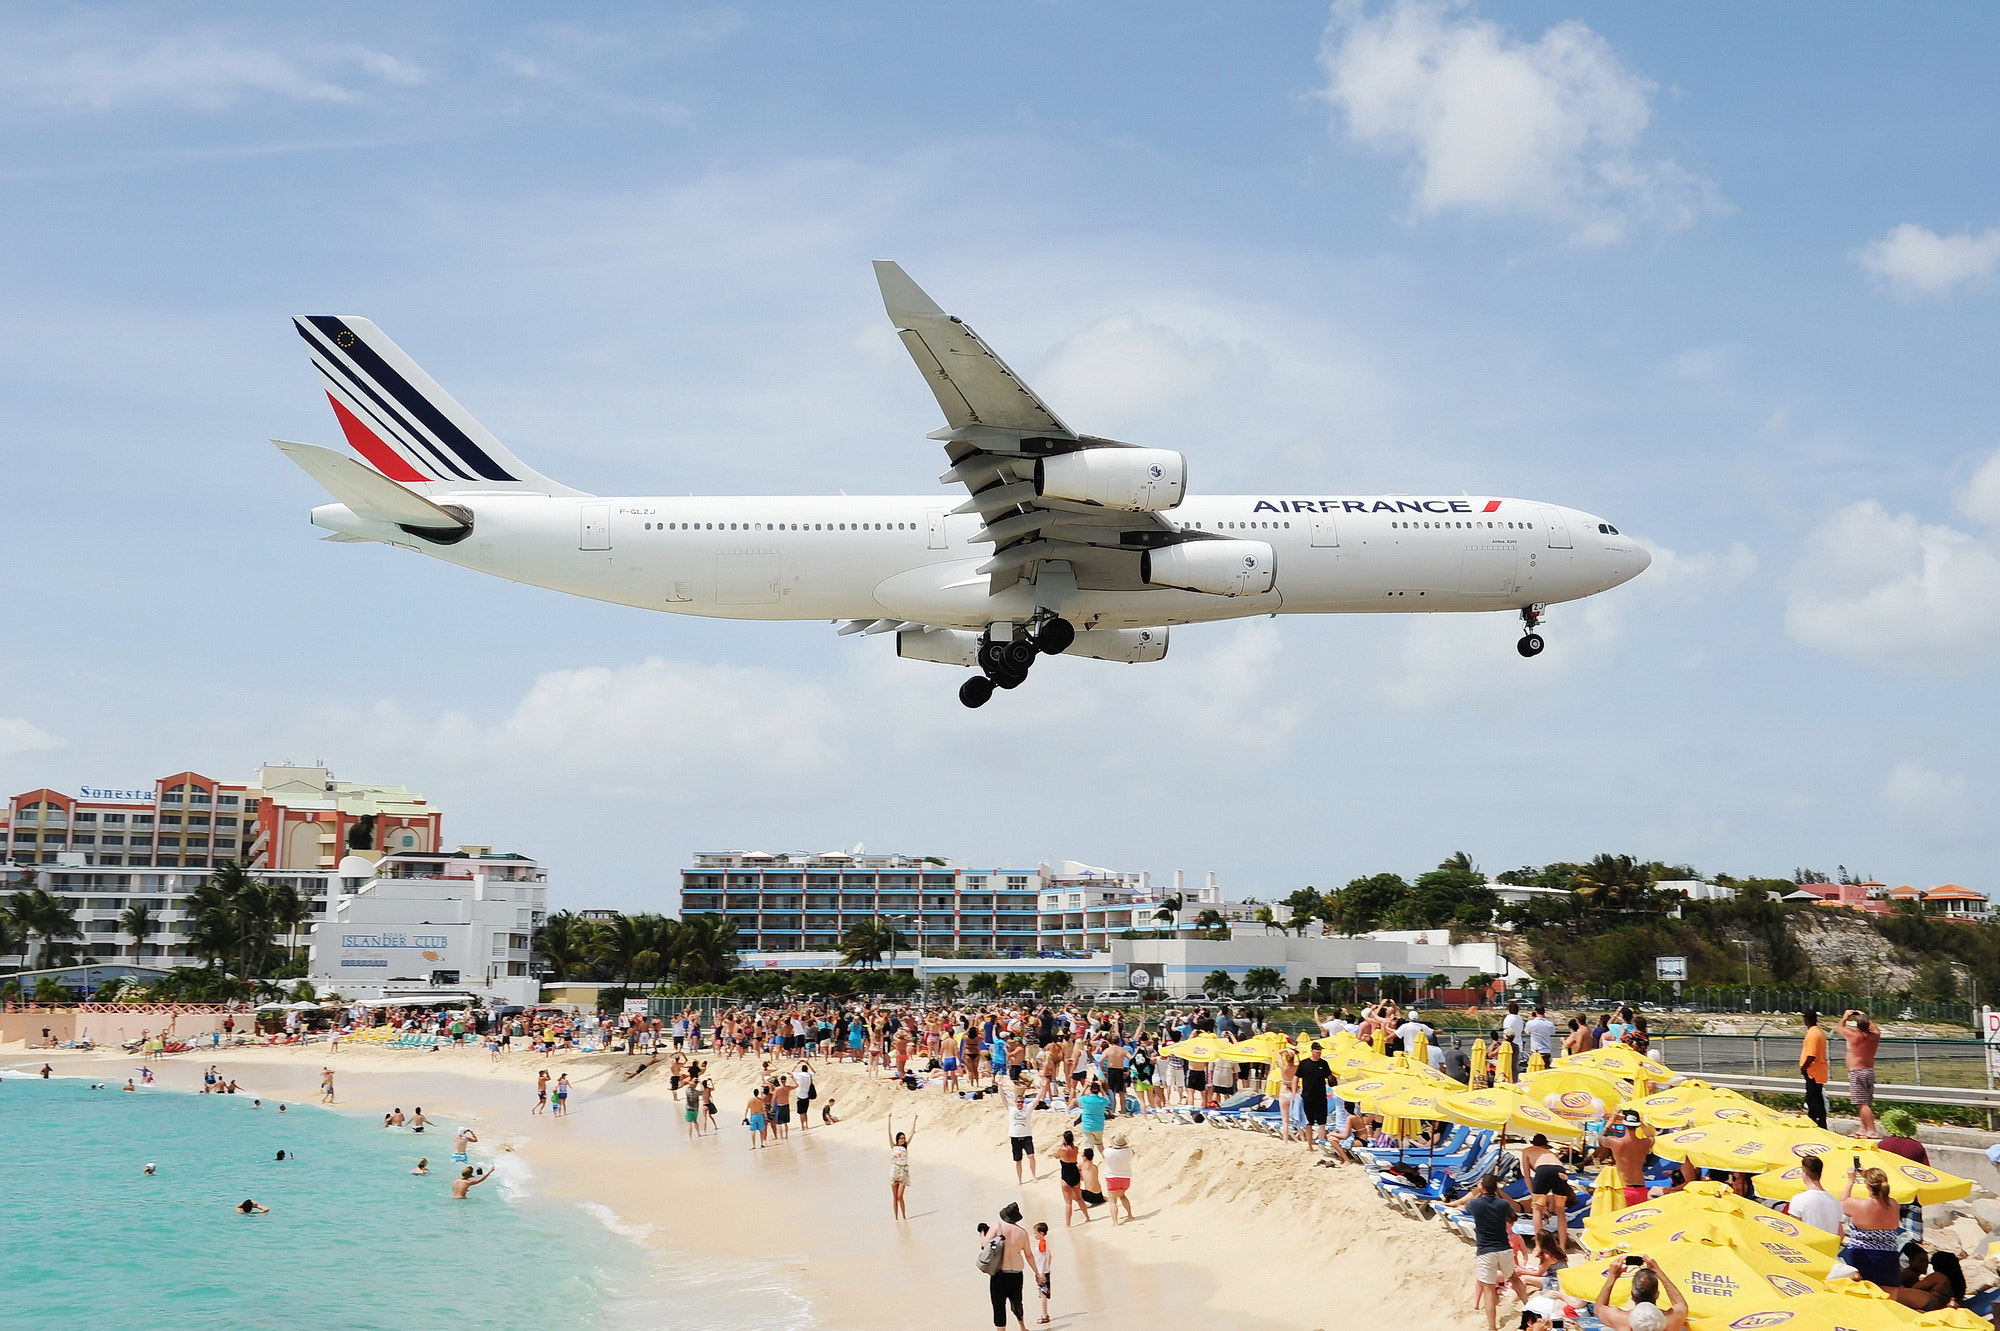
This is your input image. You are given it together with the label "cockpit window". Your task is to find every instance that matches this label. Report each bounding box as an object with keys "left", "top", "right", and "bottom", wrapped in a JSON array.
[{"left": 1598, "top": 523, "right": 1620, "bottom": 535}]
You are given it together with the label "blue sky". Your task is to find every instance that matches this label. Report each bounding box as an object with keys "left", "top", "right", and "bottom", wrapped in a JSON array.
[{"left": 3, "top": 2, "right": 1999, "bottom": 909}]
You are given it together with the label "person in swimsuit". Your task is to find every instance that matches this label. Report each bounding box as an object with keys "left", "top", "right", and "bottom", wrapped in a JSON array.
[
  {"left": 411, "top": 1107, "right": 431, "bottom": 1133},
  {"left": 1103, "top": 1134, "right": 1135, "bottom": 1225},
  {"left": 1054, "top": 1130, "right": 1085, "bottom": 1226},
  {"left": 452, "top": 1167, "right": 492, "bottom": 1199},
  {"left": 746, "top": 1086, "right": 768, "bottom": 1150},
  {"left": 888, "top": 1112, "right": 918, "bottom": 1219},
  {"left": 1839, "top": 1166, "right": 1904, "bottom": 1287},
  {"left": 1519, "top": 1133, "right": 1574, "bottom": 1248}
]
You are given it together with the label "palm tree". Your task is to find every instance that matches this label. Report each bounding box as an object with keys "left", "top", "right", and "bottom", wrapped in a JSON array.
[
  {"left": 258, "top": 881, "right": 310, "bottom": 973},
  {"left": 928, "top": 974, "right": 961, "bottom": 1003},
  {"left": 1152, "top": 894, "right": 1183, "bottom": 927},
  {"left": 591, "top": 913, "right": 678, "bottom": 992},
  {"left": 120, "top": 902, "right": 160, "bottom": 964},
  {"left": 968, "top": 972, "right": 1000, "bottom": 998},
  {"left": 0, "top": 909, "right": 25, "bottom": 969},
  {"left": 8, "top": 888, "right": 82, "bottom": 969},
  {"left": 839, "top": 918, "right": 904, "bottom": 969},
  {"left": 676, "top": 914, "right": 740, "bottom": 985},
  {"left": 1572, "top": 853, "right": 1650, "bottom": 912},
  {"left": 533, "top": 910, "right": 599, "bottom": 981},
  {"left": 1202, "top": 969, "right": 1238, "bottom": 999}
]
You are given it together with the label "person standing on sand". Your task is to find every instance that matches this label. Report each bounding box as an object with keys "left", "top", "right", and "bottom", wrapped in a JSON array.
[
  {"left": 1839, "top": 1009, "right": 1880, "bottom": 1137},
  {"left": 1053, "top": 1131, "right": 1085, "bottom": 1226},
  {"left": 986, "top": 1201, "right": 1031, "bottom": 1331},
  {"left": 320, "top": 1068, "right": 335, "bottom": 1104},
  {"left": 534, "top": 1070, "right": 549, "bottom": 1115},
  {"left": 1030, "top": 1220, "right": 1053, "bottom": 1325},
  {"left": 1006, "top": 1085, "right": 1038, "bottom": 1184},
  {"left": 888, "top": 1112, "right": 918, "bottom": 1219},
  {"left": 683, "top": 1078, "right": 702, "bottom": 1141},
  {"left": 746, "top": 1085, "right": 768, "bottom": 1150},
  {"left": 552, "top": 1074, "right": 571, "bottom": 1116},
  {"left": 1103, "top": 1133, "right": 1135, "bottom": 1224},
  {"left": 1454, "top": 1173, "right": 1526, "bottom": 1331},
  {"left": 1297, "top": 1043, "right": 1334, "bottom": 1151}
]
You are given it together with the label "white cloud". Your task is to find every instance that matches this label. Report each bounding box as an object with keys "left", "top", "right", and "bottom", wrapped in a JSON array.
[
  {"left": 1037, "top": 314, "right": 1242, "bottom": 426},
  {"left": 1317, "top": 0, "right": 1716, "bottom": 244},
  {"left": 1880, "top": 760, "right": 1971, "bottom": 835},
  {"left": 1637, "top": 538, "right": 1758, "bottom": 607},
  {"left": 0, "top": 717, "right": 64, "bottom": 757},
  {"left": 1785, "top": 496, "right": 2000, "bottom": 676},
  {"left": 0, "top": 26, "right": 421, "bottom": 111},
  {"left": 1856, "top": 223, "right": 2000, "bottom": 299},
  {"left": 1955, "top": 450, "right": 2000, "bottom": 527}
]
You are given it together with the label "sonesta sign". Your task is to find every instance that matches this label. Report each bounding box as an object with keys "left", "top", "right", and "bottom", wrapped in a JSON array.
[
  {"left": 1251, "top": 498, "right": 1506, "bottom": 515},
  {"left": 79, "top": 786, "right": 157, "bottom": 803}
]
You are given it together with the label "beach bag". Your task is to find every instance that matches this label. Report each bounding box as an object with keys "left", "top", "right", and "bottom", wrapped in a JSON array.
[{"left": 975, "top": 1228, "right": 1006, "bottom": 1275}]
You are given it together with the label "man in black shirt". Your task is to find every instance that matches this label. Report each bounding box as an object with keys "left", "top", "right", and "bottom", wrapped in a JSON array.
[
  {"left": 1451, "top": 1173, "right": 1525, "bottom": 1331},
  {"left": 1296, "top": 1043, "right": 1334, "bottom": 1150},
  {"left": 1444, "top": 1036, "right": 1472, "bottom": 1084}
]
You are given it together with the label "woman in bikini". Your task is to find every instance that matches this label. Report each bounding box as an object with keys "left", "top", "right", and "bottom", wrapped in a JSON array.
[{"left": 888, "top": 1111, "right": 917, "bottom": 1220}]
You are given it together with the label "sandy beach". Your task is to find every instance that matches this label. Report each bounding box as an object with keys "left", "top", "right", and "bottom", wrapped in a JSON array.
[{"left": 25, "top": 1040, "right": 1484, "bottom": 1331}]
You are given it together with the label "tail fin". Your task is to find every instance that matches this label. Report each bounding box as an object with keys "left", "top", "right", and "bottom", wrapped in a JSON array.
[{"left": 292, "top": 315, "right": 585, "bottom": 496}]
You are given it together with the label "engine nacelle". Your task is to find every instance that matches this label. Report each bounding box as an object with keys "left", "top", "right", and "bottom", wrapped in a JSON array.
[
  {"left": 896, "top": 625, "right": 981, "bottom": 667},
  {"left": 1067, "top": 627, "right": 1169, "bottom": 663},
  {"left": 1141, "top": 540, "right": 1275, "bottom": 597},
  {"left": 1037, "top": 447, "right": 1186, "bottom": 512}
]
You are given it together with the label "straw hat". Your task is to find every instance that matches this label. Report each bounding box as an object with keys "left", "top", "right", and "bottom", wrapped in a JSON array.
[{"left": 1109, "top": 1133, "right": 1129, "bottom": 1149}]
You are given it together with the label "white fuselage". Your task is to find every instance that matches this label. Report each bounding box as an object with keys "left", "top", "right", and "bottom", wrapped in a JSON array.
[{"left": 313, "top": 491, "right": 1649, "bottom": 632}]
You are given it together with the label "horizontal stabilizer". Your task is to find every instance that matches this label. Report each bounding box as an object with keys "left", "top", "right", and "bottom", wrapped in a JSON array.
[{"left": 273, "top": 439, "right": 469, "bottom": 530}]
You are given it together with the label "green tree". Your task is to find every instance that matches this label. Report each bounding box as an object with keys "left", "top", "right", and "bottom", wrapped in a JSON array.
[
  {"left": 33, "top": 974, "right": 69, "bottom": 1003},
  {"left": 839, "top": 918, "right": 906, "bottom": 969},
  {"left": 1201, "top": 969, "right": 1238, "bottom": 998},
  {"left": 882, "top": 972, "right": 920, "bottom": 999},
  {"left": 534, "top": 911, "right": 600, "bottom": 981},
  {"left": 120, "top": 902, "right": 160, "bottom": 965},
  {"left": 0, "top": 907, "right": 27, "bottom": 968},
  {"left": 1281, "top": 887, "right": 1327, "bottom": 935},
  {"left": 9, "top": 887, "right": 83, "bottom": 969},
  {"left": 1330, "top": 873, "right": 1410, "bottom": 934},
  {"left": 1424, "top": 973, "right": 1452, "bottom": 993},
  {"left": 928, "top": 974, "right": 961, "bottom": 1003},
  {"left": 1038, "top": 970, "right": 1074, "bottom": 999},
  {"left": 1243, "top": 966, "right": 1283, "bottom": 996},
  {"left": 1572, "top": 854, "right": 1652, "bottom": 913},
  {"left": 1152, "top": 895, "right": 1183, "bottom": 927},
  {"left": 1393, "top": 855, "right": 1497, "bottom": 929},
  {"left": 969, "top": 972, "right": 1000, "bottom": 998},
  {"left": 675, "top": 915, "right": 740, "bottom": 985},
  {"left": 998, "top": 972, "right": 1032, "bottom": 997}
]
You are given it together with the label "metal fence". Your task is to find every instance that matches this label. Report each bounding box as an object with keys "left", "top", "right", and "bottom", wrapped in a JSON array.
[
  {"left": 1653, "top": 1033, "right": 1995, "bottom": 1091},
  {"left": 1537, "top": 985, "right": 1976, "bottom": 1027}
]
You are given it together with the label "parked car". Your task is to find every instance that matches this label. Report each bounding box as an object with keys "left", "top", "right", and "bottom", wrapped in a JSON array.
[{"left": 1091, "top": 989, "right": 1143, "bottom": 1006}]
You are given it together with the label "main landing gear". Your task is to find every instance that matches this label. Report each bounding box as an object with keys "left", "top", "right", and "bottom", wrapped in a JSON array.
[
  {"left": 958, "top": 616, "right": 1076, "bottom": 708},
  {"left": 1517, "top": 604, "right": 1547, "bottom": 658}
]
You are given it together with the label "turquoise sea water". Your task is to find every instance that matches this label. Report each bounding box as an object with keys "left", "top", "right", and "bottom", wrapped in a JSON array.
[{"left": 0, "top": 1070, "right": 809, "bottom": 1330}]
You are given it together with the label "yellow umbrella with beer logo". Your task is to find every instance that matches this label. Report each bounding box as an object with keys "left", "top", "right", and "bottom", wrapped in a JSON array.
[
  {"left": 1559, "top": 1239, "right": 1822, "bottom": 1323},
  {"left": 1563, "top": 1045, "right": 1675, "bottom": 1081},
  {"left": 1469, "top": 1038, "right": 1489, "bottom": 1088},
  {"left": 1581, "top": 1199, "right": 1838, "bottom": 1277},
  {"left": 1435, "top": 1084, "right": 1584, "bottom": 1138},
  {"left": 1652, "top": 1122, "right": 1850, "bottom": 1174},
  {"left": 1585, "top": 1183, "right": 1839, "bottom": 1257},
  {"left": 1495, "top": 1037, "right": 1515, "bottom": 1085},
  {"left": 1753, "top": 1152, "right": 1974, "bottom": 1206},
  {"left": 1688, "top": 1280, "right": 1920, "bottom": 1331},
  {"left": 1209, "top": 1031, "right": 1291, "bottom": 1063}
]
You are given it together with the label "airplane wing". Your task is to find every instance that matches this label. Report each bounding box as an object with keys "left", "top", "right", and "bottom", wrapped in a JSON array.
[{"left": 873, "top": 261, "right": 1184, "bottom": 595}]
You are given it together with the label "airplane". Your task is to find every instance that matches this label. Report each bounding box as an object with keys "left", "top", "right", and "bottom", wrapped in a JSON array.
[{"left": 274, "top": 262, "right": 1651, "bottom": 708}]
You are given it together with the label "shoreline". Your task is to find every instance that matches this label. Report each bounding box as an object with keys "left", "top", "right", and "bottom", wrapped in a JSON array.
[{"left": 18, "top": 1041, "right": 1484, "bottom": 1331}]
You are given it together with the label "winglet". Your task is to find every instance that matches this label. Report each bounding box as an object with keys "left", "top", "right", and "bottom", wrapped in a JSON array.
[{"left": 873, "top": 260, "right": 946, "bottom": 323}]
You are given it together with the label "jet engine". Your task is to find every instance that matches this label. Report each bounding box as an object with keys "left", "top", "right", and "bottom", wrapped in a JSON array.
[
  {"left": 1066, "top": 627, "right": 1169, "bottom": 663},
  {"left": 1037, "top": 447, "right": 1186, "bottom": 511},
  {"left": 1140, "top": 540, "right": 1275, "bottom": 597}
]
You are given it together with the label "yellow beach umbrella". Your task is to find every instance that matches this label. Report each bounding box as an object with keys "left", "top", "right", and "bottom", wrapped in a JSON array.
[
  {"left": 1409, "top": 1027, "right": 1429, "bottom": 1069},
  {"left": 1911, "top": 1310, "right": 1994, "bottom": 1331},
  {"left": 1370, "top": 1026, "right": 1387, "bottom": 1056},
  {"left": 1495, "top": 1038, "right": 1516, "bottom": 1084},
  {"left": 1688, "top": 1280, "right": 1920, "bottom": 1331},
  {"left": 1628, "top": 1080, "right": 1729, "bottom": 1125},
  {"left": 1592, "top": 1161, "right": 1632, "bottom": 1220},
  {"left": 1327, "top": 1045, "right": 1394, "bottom": 1077},
  {"left": 1436, "top": 1084, "right": 1585, "bottom": 1138},
  {"left": 1592, "top": 1183, "right": 1841, "bottom": 1256},
  {"left": 1753, "top": 1152, "right": 1974, "bottom": 1206},
  {"left": 1470, "top": 1038, "right": 1489, "bottom": 1088},
  {"left": 1160, "top": 1034, "right": 1230, "bottom": 1062},
  {"left": 1563, "top": 1045, "right": 1675, "bottom": 1081},
  {"left": 1527, "top": 1050, "right": 1548, "bottom": 1073},
  {"left": 1340, "top": 1072, "right": 1440, "bottom": 1112},
  {"left": 1582, "top": 1201, "right": 1838, "bottom": 1277},
  {"left": 1210, "top": 1031, "right": 1291, "bottom": 1062},
  {"left": 1520, "top": 1067, "right": 1626, "bottom": 1126},
  {"left": 1559, "top": 1234, "right": 1823, "bottom": 1322},
  {"left": 1654, "top": 1122, "right": 1852, "bottom": 1174}
]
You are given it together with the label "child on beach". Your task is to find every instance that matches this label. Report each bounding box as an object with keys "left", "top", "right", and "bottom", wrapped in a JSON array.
[{"left": 1032, "top": 1222, "right": 1053, "bottom": 1325}]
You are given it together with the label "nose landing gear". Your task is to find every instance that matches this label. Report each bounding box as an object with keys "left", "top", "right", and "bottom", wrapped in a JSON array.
[
  {"left": 1517, "top": 604, "right": 1547, "bottom": 658},
  {"left": 959, "top": 616, "right": 1076, "bottom": 707}
]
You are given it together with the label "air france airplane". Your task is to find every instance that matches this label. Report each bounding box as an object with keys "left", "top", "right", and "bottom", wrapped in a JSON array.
[{"left": 275, "top": 262, "right": 1650, "bottom": 708}]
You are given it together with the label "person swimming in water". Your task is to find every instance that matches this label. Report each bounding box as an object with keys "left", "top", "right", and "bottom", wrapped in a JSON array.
[
  {"left": 412, "top": 1158, "right": 430, "bottom": 1175},
  {"left": 236, "top": 1199, "right": 269, "bottom": 1214},
  {"left": 452, "top": 1167, "right": 493, "bottom": 1199}
]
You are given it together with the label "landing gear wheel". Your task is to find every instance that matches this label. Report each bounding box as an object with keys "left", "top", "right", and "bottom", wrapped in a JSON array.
[
  {"left": 993, "top": 668, "right": 1027, "bottom": 690},
  {"left": 959, "top": 676, "right": 995, "bottom": 709},
  {"left": 1002, "top": 639, "right": 1038, "bottom": 673},
  {"left": 1036, "top": 617, "right": 1075, "bottom": 656},
  {"left": 1517, "top": 633, "right": 1545, "bottom": 658},
  {"left": 977, "top": 641, "right": 1008, "bottom": 675}
]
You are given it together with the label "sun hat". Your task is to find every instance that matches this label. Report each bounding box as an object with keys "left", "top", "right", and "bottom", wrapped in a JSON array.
[
  {"left": 1109, "top": 1133, "right": 1128, "bottom": 1148},
  {"left": 999, "top": 1202, "right": 1023, "bottom": 1224}
]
